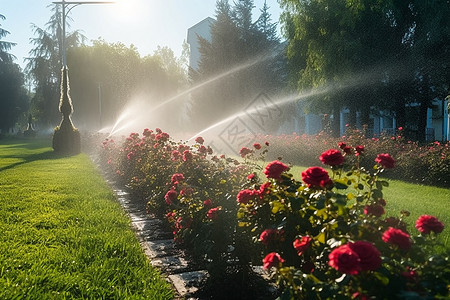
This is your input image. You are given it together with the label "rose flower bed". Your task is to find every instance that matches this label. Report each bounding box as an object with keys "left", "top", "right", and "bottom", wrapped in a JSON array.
[
  {"left": 100, "top": 130, "right": 270, "bottom": 297},
  {"left": 100, "top": 129, "right": 449, "bottom": 299},
  {"left": 261, "top": 127, "right": 450, "bottom": 188}
]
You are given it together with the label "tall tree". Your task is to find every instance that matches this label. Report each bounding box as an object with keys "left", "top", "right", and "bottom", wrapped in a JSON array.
[
  {"left": 25, "top": 4, "right": 85, "bottom": 129},
  {"left": 0, "top": 14, "right": 16, "bottom": 62},
  {"left": 189, "top": 0, "right": 287, "bottom": 132},
  {"left": 0, "top": 14, "right": 29, "bottom": 133}
]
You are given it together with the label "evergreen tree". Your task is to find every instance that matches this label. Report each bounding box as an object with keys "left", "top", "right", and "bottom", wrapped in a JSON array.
[
  {"left": 0, "top": 14, "right": 16, "bottom": 63},
  {"left": 189, "top": 0, "right": 287, "bottom": 132},
  {"left": 0, "top": 14, "right": 29, "bottom": 133}
]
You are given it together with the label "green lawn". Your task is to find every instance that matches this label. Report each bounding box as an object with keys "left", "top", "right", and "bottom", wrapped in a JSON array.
[{"left": 0, "top": 138, "right": 174, "bottom": 299}]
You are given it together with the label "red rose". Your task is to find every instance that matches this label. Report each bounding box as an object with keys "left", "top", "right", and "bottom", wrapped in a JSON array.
[
  {"left": 258, "top": 182, "right": 271, "bottom": 200},
  {"left": 343, "top": 146, "right": 352, "bottom": 155},
  {"left": 171, "top": 150, "right": 181, "bottom": 160},
  {"left": 195, "top": 136, "right": 204, "bottom": 144},
  {"left": 319, "top": 149, "right": 345, "bottom": 166},
  {"left": 171, "top": 173, "right": 185, "bottom": 184},
  {"left": 348, "top": 241, "right": 381, "bottom": 271},
  {"left": 183, "top": 150, "right": 193, "bottom": 161},
  {"left": 328, "top": 244, "right": 361, "bottom": 275},
  {"left": 236, "top": 189, "right": 257, "bottom": 204},
  {"left": 401, "top": 267, "right": 418, "bottom": 282},
  {"left": 264, "top": 160, "right": 289, "bottom": 179},
  {"left": 180, "top": 187, "right": 194, "bottom": 197},
  {"left": 127, "top": 151, "right": 134, "bottom": 160},
  {"left": 301, "top": 167, "right": 331, "bottom": 188},
  {"left": 375, "top": 153, "right": 395, "bottom": 169},
  {"left": 198, "top": 145, "right": 207, "bottom": 154},
  {"left": 143, "top": 128, "right": 153, "bottom": 136},
  {"left": 239, "top": 147, "right": 253, "bottom": 158},
  {"left": 207, "top": 207, "right": 220, "bottom": 220},
  {"left": 260, "top": 229, "right": 278, "bottom": 245},
  {"left": 203, "top": 199, "right": 212, "bottom": 207},
  {"left": 382, "top": 227, "right": 411, "bottom": 250},
  {"left": 364, "top": 204, "right": 385, "bottom": 217},
  {"left": 253, "top": 143, "right": 262, "bottom": 150},
  {"left": 247, "top": 173, "right": 255, "bottom": 180},
  {"left": 352, "top": 292, "right": 369, "bottom": 300},
  {"left": 415, "top": 215, "right": 444, "bottom": 234},
  {"left": 355, "top": 145, "right": 364, "bottom": 156},
  {"left": 293, "top": 236, "right": 312, "bottom": 256},
  {"left": 263, "top": 252, "right": 285, "bottom": 269},
  {"left": 164, "top": 189, "right": 177, "bottom": 205}
]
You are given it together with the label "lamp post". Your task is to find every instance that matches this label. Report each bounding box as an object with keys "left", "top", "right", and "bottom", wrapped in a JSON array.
[{"left": 51, "top": 0, "right": 114, "bottom": 154}]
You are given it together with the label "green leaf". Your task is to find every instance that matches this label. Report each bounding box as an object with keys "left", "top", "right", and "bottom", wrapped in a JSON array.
[
  {"left": 374, "top": 271, "right": 390, "bottom": 286},
  {"left": 334, "top": 179, "right": 349, "bottom": 189},
  {"left": 372, "top": 189, "right": 383, "bottom": 199},
  {"left": 271, "top": 201, "right": 285, "bottom": 214},
  {"left": 380, "top": 180, "right": 389, "bottom": 187},
  {"left": 316, "top": 232, "right": 326, "bottom": 244}
]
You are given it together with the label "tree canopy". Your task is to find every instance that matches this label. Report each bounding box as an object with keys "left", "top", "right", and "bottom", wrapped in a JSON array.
[
  {"left": 67, "top": 40, "right": 188, "bottom": 132},
  {"left": 189, "top": 0, "right": 288, "bottom": 132},
  {"left": 279, "top": 0, "right": 450, "bottom": 139},
  {"left": 0, "top": 13, "right": 28, "bottom": 134}
]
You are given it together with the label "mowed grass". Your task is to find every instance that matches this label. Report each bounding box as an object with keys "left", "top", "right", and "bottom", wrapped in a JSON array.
[
  {"left": 0, "top": 138, "right": 174, "bottom": 299},
  {"left": 288, "top": 165, "right": 450, "bottom": 248}
]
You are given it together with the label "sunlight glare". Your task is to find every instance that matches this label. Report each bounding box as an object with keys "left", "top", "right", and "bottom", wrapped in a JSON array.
[{"left": 112, "top": 0, "right": 142, "bottom": 22}]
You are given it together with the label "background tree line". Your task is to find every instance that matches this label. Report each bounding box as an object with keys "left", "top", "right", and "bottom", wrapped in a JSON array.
[
  {"left": 23, "top": 4, "right": 188, "bottom": 133},
  {"left": 279, "top": 0, "right": 449, "bottom": 140},
  {"left": 2, "top": 0, "right": 448, "bottom": 142}
]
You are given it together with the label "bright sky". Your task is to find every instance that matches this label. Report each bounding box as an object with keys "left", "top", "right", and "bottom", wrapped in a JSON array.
[{"left": 1, "top": 0, "right": 282, "bottom": 70}]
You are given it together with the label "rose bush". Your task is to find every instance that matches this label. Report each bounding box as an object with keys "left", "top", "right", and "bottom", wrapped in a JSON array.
[
  {"left": 100, "top": 130, "right": 449, "bottom": 299},
  {"left": 237, "top": 144, "right": 449, "bottom": 299},
  {"left": 259, "top": 128, "right": 450, "bottom": 187},
  {"left": 100, "top": 129, "right": 263, "bottom": 292}
]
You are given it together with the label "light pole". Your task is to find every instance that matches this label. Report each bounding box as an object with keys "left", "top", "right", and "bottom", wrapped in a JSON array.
[{"left": 51, "top": 0, "right": 114, "bottom": 154}]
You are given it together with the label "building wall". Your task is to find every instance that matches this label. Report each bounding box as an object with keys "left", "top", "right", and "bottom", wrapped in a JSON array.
[{"left": 187, "top": 17, "right": 215, "bottom": 71}]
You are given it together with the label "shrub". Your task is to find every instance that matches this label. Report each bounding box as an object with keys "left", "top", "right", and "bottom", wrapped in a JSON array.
[
  {"left": 237, "top": 146, "right": 449, "bottom": 299},
  {"left": 52, "top": 124, "right": 81, "bottom": 155},
  {"left": 100, "top": 129, "right": 259, "bottom": 287},
  {"left": 261, "top": 128, "right": 450, "bottom": 187}
]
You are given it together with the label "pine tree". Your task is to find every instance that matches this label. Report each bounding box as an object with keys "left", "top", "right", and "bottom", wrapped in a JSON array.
[
  {"left": 0, "top": 14, "right": 16, "bottom": 62},
  {"left": 189, "top": 0, "right": 287, "bottom": 133}
]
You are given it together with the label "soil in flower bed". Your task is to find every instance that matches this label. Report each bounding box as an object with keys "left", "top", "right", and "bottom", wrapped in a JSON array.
[{"left": 192, "top": 267, "right": 279, "bottom": 300}]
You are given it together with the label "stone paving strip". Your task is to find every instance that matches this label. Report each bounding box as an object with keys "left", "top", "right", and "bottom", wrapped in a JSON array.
[{"left": 113, "top": 188, "right": 207, "bottom": 299}]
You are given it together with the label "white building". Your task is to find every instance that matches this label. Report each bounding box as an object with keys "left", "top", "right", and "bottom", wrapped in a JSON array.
[{"left": 186, "top": 17, "right": 215, "bottom": 71}]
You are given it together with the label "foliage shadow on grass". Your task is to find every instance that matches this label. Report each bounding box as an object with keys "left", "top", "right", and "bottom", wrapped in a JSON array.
[{"left": 0, "top": 150, "right": 69, "bottom": 173}]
